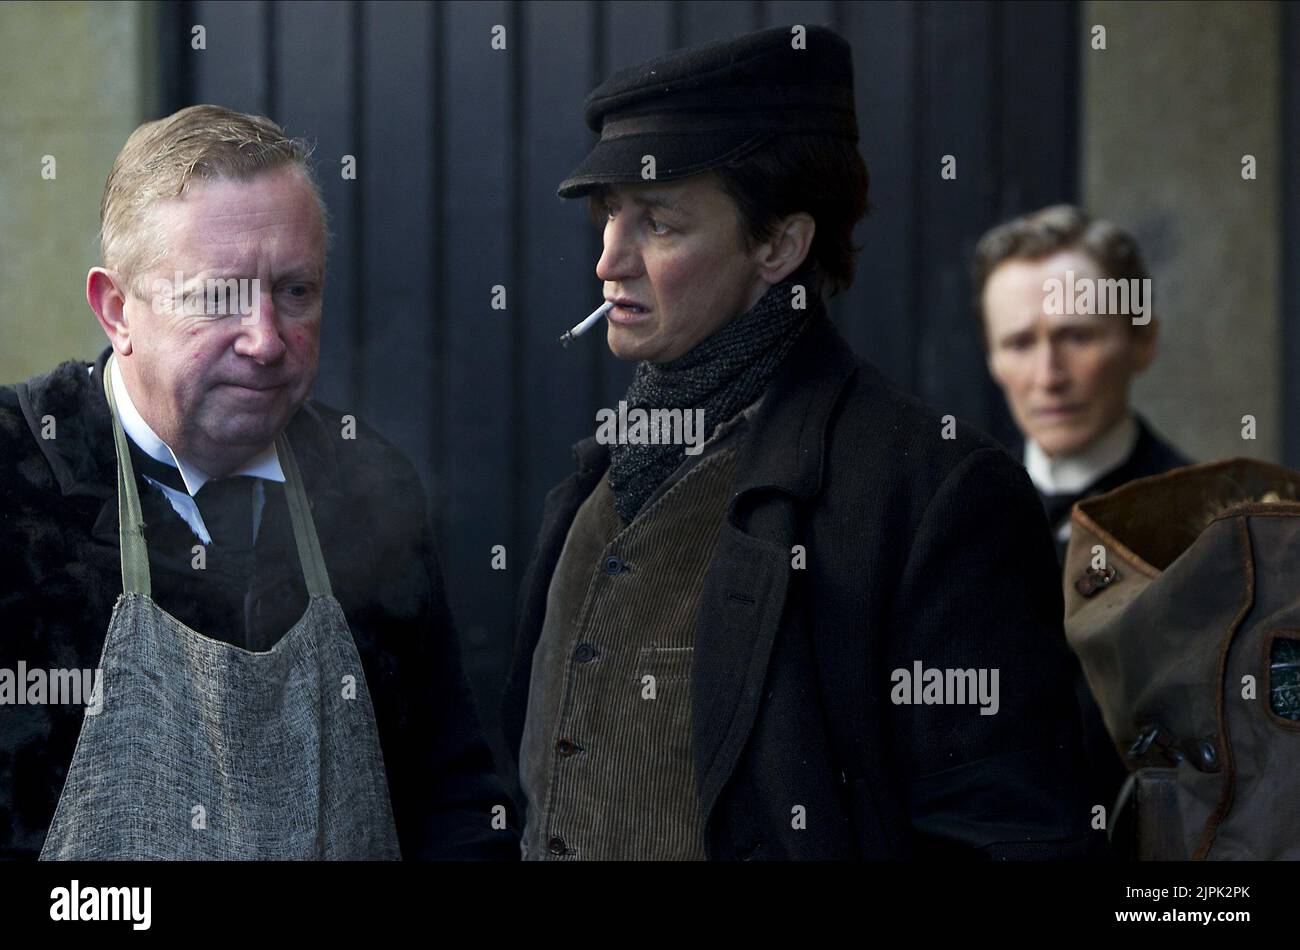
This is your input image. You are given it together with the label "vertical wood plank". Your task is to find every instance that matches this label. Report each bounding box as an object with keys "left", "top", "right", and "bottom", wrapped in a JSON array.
[
  {"left": 359, "top": 0, "right": 437, "bottom": 488},
  {"left": 1000, "top": 0, "right": 1079, "bottom": 214},
  {"left": 760, "top": 0, "right": 834, "bottom": 29},
  {"left": 837, "top": 0, "right": 918, "bottom": 383},
  {"left": 518, "top": 0, "right": 600, "bottom": 584},
  {"left": 680, "top": 0, "right": 760, "bottom": 43},
  {"left": 190, "top": 0, "right": 268, "bottom": 115},
  {"left": 272, "top": 0, "right": 359, "bottom": 413},
  {"left": 914, "top": 0, "right": 998, "bottom": 438},
  {"left": 439, "top": 0, "right": 516, "bottom": 663}
]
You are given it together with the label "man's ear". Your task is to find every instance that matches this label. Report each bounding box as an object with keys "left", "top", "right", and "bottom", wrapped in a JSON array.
[
  {"left": 755, "top": 212, "right": 816, "bottom": 285},
  {"left": 87, "top": 267, "right": 133, "bottom": 356}
]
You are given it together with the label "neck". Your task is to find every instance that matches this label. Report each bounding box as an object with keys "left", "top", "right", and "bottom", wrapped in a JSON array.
[{"left": 1025, "top": 414, "right": 1139, "bottom": 495}]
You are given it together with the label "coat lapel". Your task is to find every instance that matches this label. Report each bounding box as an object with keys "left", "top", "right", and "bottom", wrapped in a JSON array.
[
  {"left": 693, "top": 316, "right": 859, "bottom": 821},
  {"left": 501, "top": 315, "right": 861, "bottom": 789}
]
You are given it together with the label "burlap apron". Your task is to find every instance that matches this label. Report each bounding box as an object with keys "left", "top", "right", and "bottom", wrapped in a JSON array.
[
  {"left": 39, "top": 362, "right": 401, "bottom": 860},
  {"left": 1064, "top": 457, "right": 1300, "bottom": 859}
]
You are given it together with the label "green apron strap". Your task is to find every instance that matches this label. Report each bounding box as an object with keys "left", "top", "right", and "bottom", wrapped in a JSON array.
[
  {"left": 275, "top": 432, "right": 333, "bottom": 598},
  {"left": 102, "top": 358, "right": 152, "bottom": 596}
]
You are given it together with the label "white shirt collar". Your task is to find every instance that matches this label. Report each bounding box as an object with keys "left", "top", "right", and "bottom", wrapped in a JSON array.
[
  {"left": 1024, "top": 414, "right": 1139, "bottom": 495},
  {"left": 108, "top": 356, "right": 284, "bottom": 496}
]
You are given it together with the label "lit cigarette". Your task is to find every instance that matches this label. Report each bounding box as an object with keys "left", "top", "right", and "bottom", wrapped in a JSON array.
[{"left": 559, "top": 300, "right": 614, "bottom": 347}]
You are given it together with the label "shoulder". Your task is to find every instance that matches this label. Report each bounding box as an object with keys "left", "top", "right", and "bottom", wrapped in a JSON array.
[
  {"left": 824, "top": 356, "right": 1026, "bottom": 502},
  {"left": 291, "top": 399, "right": 429, "bottom": 513},
  {"left": 0, "top": 358, "right": 97, "bottom": 490},
  {"left": 1, "top": 358, "right": 91, "bottom": 431}
]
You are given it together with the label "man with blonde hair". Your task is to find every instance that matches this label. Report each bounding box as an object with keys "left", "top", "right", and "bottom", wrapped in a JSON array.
[
  {"left": 973, "top": 204, "right": 1189, "bottom": 567},
  {"left": 0, "top": 105, "right": 514, "bottom": 860},
  {"left": 974, "top": 204, "right": 1189, "bottom": 842}
]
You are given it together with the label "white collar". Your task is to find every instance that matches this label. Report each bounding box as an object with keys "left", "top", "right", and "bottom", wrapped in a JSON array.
[
  {"left": 108, "top": 356, "right": 284, "bottom": 496},
  {"left": 1025, "top": 414, "right": 1139, "bottom": 495}
]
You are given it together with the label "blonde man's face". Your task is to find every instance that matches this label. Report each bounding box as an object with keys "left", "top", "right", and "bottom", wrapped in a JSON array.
[
  {"left": 117, "top": 167, "right": 326, "bottom": 473},
  {"left": 983, "top": 249, "right": 1155, "bottom": 458}
]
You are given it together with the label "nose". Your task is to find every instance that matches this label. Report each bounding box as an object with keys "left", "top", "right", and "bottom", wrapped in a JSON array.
[
  {"left": 595, "top": 215, "right": 642, "bottom": 283},
  {"left": 232, "top": 283, "right": 287, "bottom": 365},
  {"left": 1031, "top": 339, "right": 1069, "bottom": 392}
]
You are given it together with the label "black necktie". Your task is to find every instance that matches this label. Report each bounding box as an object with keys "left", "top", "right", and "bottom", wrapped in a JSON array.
[
  {"left": 126, "top": 441, "right": 257, "bottom": 549},
  {"left": 194, "top": 477, "right": 257, "bottom": 552}
]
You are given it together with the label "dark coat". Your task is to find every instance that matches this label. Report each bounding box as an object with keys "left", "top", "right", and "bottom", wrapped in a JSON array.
[
  {"left": 503, "top": 316, "right": 1098, "bottom": 860},
  {"left": 0, "top": 347, "right": 517, "bottom": 860},
  {"left": 1012, "top": 416, "right": 1191, "bottom": 833}
]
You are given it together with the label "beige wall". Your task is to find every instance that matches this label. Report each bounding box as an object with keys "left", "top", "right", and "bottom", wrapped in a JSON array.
[
  {"left": 0, "top": 1, "right": 156, "bottom": 384},
  {"left": 1083, "top": 0, "right": 1280, "bottom": 463}
]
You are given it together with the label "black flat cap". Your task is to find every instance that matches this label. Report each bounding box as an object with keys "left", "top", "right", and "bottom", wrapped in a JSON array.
[{"left": 557, "top": 24, "right": 858, "bottom": 198}]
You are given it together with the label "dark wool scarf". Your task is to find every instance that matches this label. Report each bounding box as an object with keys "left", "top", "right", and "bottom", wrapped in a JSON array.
[{"left": 608, "top": 267, "right": 821, "bottom": 523}]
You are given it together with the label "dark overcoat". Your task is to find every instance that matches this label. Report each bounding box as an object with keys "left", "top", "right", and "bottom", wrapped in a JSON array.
[
  {"left": 1012, "top": 416, "right": 1191, "bottom": 833},
  {"left": 0, "top": 347, "right": 516, "bottom": 860},
  {"left": 503, "top": 316, "right": 1097, "bottom": 859}
]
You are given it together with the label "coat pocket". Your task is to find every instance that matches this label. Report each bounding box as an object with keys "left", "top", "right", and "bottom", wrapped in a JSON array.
[{"left": 634, "top": 644, "right": 694, "bottom": 685}]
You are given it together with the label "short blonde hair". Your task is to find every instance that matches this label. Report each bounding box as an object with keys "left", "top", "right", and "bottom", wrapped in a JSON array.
[
  {"left": 99, "top": 104, "right": 326, "bottom": 295},
  {"left": 971, "top": 204, "right": 1152, "bottom": 343}
]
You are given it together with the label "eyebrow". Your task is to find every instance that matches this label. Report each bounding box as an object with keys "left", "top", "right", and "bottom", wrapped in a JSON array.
[
  {"left": 996, "top": 318, "right": 1102, "bottom": 344},
  {"left": 275, "top": 265, "right": 324, "bottom": 282},
  {"left": 190, "top": 264, "right": 323, "bottom": 282},
  {"left": 623, "top": 192, "right": 686, "bottom": 215},
  {"left": 996, "top": 327, "right": 1035, "bottom": 345}
]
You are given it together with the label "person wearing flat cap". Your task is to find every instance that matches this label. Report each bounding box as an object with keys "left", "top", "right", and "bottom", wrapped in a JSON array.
[{"left": 503, "top": 25, "right": 1097, "bottom": 860}]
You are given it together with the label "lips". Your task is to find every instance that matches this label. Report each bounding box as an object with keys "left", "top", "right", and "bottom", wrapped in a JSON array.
[
  {"left": 606, "top": 296, "right": 651, "bottom": 324},
  {"left": 608, "top": 296, "right": 649, "bottom": 311},
  {"left": 221, "top": 382, "right": 285, "bottom": 393}
]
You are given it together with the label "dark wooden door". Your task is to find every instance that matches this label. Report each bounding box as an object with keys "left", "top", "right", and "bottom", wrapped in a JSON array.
[{"left": 162, "top": 0, "right": 1080, "bottom": 782}]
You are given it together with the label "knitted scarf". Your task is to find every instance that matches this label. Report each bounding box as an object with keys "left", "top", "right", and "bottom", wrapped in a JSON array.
[{"left": 608, "top": 266, "right": 819, "bottom": 523}]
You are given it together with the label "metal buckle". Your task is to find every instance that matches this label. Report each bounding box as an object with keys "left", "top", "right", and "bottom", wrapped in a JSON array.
[{"left": 1075, "top": 564, "right": 1121, "bottom": 598}]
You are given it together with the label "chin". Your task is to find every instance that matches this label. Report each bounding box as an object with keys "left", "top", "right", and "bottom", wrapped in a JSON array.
[
  {"left": 605, "top": 327, "right": 649, "bottom": 363},
  {"left": 209, "top": 411, "right": 289, "bottom": 447},
  {"left": 1035, "top": 430, "right": 1095, "bottom": 459}
]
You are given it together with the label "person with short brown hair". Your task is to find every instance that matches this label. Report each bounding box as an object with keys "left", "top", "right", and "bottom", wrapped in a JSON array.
[{"left": 503, "top": 27, "right": 1097, "bottom": 861}]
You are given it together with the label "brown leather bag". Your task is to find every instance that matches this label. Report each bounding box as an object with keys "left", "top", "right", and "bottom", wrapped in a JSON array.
[{"left": 1064, "top": 458, "right": 1300, "bottom": 859}]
